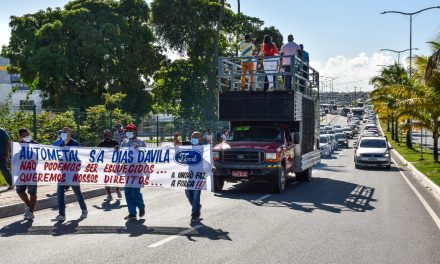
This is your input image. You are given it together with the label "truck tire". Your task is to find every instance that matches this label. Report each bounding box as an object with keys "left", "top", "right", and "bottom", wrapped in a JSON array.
[
  {"left": 296, "top": 168, "right": 312, "bottom": 182},
  {"left": 272, "top": 167, "right": 286, "bottom": 193},
  {"left": 214, "top": 176, "right": 225, "bottom": 192}
]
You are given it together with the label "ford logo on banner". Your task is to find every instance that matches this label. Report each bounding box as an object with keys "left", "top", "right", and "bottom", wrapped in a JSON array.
[{"left": 174, "top": 150, "right": 203, "bottom": 165}]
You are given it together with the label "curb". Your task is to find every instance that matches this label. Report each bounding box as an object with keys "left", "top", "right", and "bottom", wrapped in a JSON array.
[
  {"left": 0, "top": 188, "right": 108, "bottom": 219},
  {"left": 391, "top": 149, "right": 440, "bottom": 200},
  {"left": 377, "top": 118, "right": 440, "bottom": 200}
]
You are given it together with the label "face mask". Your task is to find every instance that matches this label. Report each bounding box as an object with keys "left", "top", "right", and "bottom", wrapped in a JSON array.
[
  {"left": 126, "top": 132, "right": 134, "bottom": 139},
  {"left": 191, "top": 138, "right": 199, "bottom": 145},
  {"left": 60, "top": 133, "right": 68, "bottom": 141},
  {"left": 23, "top": 135, "right": 32, "bottom": 143}
]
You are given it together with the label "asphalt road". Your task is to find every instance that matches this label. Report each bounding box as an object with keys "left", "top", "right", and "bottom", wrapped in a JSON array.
[{"left": 0, "top": 115, "right": 439, "bottom": 264}]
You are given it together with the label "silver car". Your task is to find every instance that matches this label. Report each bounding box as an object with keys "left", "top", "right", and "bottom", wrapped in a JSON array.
[{"left": 354, "top": 137, "right": 391, "bottom": 170}]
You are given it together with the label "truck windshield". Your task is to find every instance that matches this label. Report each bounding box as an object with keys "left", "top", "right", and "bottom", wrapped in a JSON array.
[
  {"left": 229, "top": 126, "right": 283, "bottom": 142},
  {"left": 320, "top": 136, "right": 328, "bottom": 143},
  {"left": 359, "top": 139, "right": 386, "bottom": 148},
  {"left": 335, "top": 133, "right": 346, "bottom": 139}
]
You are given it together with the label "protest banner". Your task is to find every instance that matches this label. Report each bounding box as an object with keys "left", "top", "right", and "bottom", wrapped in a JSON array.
[{"left": 11, "top": 142, "right": 213, "bottom": 190}]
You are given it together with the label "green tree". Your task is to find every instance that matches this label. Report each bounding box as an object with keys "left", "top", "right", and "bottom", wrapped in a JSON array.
[{"left": 1, "top": 0, "right": 164, "bottom": 116}]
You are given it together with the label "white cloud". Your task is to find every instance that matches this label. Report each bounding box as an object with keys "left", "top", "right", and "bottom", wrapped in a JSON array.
[{"left": 310, "top": 52, "right": 394, "bottom": 92}]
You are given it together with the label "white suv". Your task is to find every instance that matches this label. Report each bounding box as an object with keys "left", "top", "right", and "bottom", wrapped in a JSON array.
[{"left": 354, "top": 137, "right": 391, "bottom": 170}]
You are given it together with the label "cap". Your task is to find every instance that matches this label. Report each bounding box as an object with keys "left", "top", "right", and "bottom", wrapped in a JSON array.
[{"left": 125, "top": 123, "right": 137, "bottom": 131}]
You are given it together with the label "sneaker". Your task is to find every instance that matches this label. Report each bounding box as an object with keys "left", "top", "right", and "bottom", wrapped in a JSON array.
[
  {"left": 80, "top": 210, "right": 88, "bottom": 219},
  {"left": 116, "top": 189, "right": 122, "bottom": 199},
  {"left": 55, "top": 215, "right": 65, "bottom": 221},
  {"left": 139, "top": 209, "right": 145, "bottom": 218},
  {"left": 190, "top": 216, "right": 200, "bottom": 223},
  {"left": 24, "top": 211, "right": 34, "bottom": 220},
  {"left": 124, "top": 214, "right": 137, "bottom": 220},
  {"left": 24, "top": 205, "right": 30, "bottom": 214},
  {"left": 105, "top": 194, "right": 113, "bottom": 201}
]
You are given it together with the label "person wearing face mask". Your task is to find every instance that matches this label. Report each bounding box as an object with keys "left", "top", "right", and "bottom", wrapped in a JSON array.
[
  {"left": 98, "top": 129, "right": 122, "bottom": 201},
  {"left": 173, "top": 131, "right": 204, "bottom": 223},
  {"left": 120, "top": 123, "right": 146, "bottom": 220},
  {"left": 204, "top": 128, "right": 213, "bottom": 145},
  {"left": 16, "top": 128, "right": 38, "bottom": 220},
  {"left": 54, "top": 127, "right": 88, "bottom": 221},
  {"left": 113, "top": 123, "right": 127, "bottom": 145},
  {"left": 53, "top": 130, "right": 70, "bottom": 192}
]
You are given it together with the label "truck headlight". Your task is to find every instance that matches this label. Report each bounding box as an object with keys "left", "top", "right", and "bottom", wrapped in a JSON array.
[
  {"left": 213, "top": 151, "right": 220, "bottom": 161},
  {"left": 266, "top": 152, "right": 280, "bottom": 162},
  {"left": 356, "top": 153, "right": 361, "bottom": 157},
  {"left": 384, "top": 153, "right": 390, "bottom": 158}
]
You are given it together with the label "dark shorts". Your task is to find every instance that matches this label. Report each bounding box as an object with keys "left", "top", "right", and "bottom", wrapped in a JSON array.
[{"left": 16, "top": 185, "right": 37, "bottom": 195}]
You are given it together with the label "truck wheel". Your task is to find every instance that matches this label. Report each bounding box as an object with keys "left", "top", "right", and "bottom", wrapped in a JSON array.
[
  {"left": 272, "top": 167, "right": 286, "bottom": 193},
  {"left": 296, "top": 168, "right": 312, "bottom": 182},
  {"left": 214, "top": 176, "right": 225, "bottom": 192}
]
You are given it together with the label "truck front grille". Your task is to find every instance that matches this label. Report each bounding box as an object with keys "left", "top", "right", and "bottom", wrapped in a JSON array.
[{"left": 222, "top": 150, "right": 264, "bottom": 163}]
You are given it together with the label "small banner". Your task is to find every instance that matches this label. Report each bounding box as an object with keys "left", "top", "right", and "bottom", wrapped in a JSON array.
[{"left": 11, "top": 143, "right": 212, "bottom": 190}]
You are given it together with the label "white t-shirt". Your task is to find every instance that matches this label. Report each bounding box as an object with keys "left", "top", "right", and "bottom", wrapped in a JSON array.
[{"left": 280, "top": 41, "right": 300, "bottom": 66}]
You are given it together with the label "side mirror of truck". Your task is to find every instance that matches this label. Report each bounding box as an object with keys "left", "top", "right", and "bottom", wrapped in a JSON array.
[{"left": 293, "top": 133, "right": 300, "bottom": 144}]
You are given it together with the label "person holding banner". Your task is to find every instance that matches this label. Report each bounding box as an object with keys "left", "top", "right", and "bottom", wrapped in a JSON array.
[
  {"left": 54, "top": 127, "right": 88, "bottom": 221},
  {"left": 120, "top": 123, "right": 146, "bottom": 220},
  {"left": 98, "top": 129, "right": 122, "bottom": 201},
  {"left": 173, "top": 131, "right": 203, "bottom": 223},
  {"left": 16, "top": 128, "right": 38, "bottom": 220},
  {"left": 0, "top": 127, "right": 14, "bottom": 190}
]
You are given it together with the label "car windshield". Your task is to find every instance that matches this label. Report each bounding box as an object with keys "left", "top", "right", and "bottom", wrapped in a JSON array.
[
  {"left": 320, "top": 136, "right": 328, "bottom": 143},
  {"left": 335, "top": 133, "right": 346, "bottom": 139},
  {"left": 359, "top": 139, "right": 387, "bottom": 148},
  {"left": 229, "top": 126, "right": 283, "bottom": 142}
]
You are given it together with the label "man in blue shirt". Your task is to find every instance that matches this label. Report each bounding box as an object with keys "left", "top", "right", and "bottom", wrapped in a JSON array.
[{"left": 0, "top": 127, "right": 13, "bottom": 190}]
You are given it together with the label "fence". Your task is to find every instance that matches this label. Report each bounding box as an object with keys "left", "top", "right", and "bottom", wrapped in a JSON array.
[{"left": 3, "top": 106, "right": 228, "bottom": 147}]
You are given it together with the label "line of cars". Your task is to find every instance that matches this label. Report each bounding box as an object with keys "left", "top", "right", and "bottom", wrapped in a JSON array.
[
  {"left": 319, "top": 123, "right": 355, "bottom": 158},
  {"left": 353, "top": 110, "right": 392, "bottom": 170}
]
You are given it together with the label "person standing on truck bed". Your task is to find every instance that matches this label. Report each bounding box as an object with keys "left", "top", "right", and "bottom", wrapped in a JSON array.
[
  {"left": 238, "top": 34, "right": 256, "bottom": 91},
  {"left": 280, "top": 35, "right": 300, "bottom": 90},
  {"left": 299, "top": 44, "right": 310, "bottom": 93},
  {"left": 261, "top": 35, "right": 279, "bottom": 91}
]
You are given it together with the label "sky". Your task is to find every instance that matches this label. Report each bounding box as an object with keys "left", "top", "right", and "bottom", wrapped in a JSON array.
[{"left": 1, "top": 0, "right": 439, "bottom": 92}]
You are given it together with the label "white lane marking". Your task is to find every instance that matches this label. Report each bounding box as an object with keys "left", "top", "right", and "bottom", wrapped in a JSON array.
[
  {"left": 147, "top": 224, "right": 204, "bottom": 248},
  {"left": 255, "top": 194, "right": 272, "bottom": 201},
  {"left": 392, "top": 157, "right": 440, "bottom": 231}
]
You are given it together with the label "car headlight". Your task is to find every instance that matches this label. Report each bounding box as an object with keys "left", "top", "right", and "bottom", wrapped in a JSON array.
[
  {"left": 266, "top": 153, "right": 277, "bottom": 160},
  {"left": 384, "top": 153, "right": 390, "bottom": 158},
  {"left": 213, "top": 151, "right": 220, "bottom": 160},
  {"left": 356, "top": 153, "right": 361, "bottom": 157}
]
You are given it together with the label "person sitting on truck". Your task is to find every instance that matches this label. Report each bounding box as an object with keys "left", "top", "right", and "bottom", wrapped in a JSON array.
[
  {"left": 238, "top": 34, "right": 256, "bottom": 91},
  {"left": 280, "top": 35, "right": 300, "bottom": 90},
  {"left": 260, "top": 35, "right": 279, "bottom": 91}
]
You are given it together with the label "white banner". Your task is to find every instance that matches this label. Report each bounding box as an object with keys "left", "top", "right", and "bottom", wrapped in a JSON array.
[{"left": 11, "top": 143, "right": 212, "bottom": 191}]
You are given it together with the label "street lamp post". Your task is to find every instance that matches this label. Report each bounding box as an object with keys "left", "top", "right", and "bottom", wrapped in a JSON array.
[
  {"left": 381, "top": 6, "right": 440, "bottom": 77},
  {"left": 380, "top": 48, "right": 419, "bottom": 66}
]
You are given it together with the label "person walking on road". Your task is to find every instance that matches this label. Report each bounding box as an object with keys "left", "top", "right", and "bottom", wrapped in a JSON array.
[
  {"left": 121, "top": 123, "right": 146, "bottom": 220},
  {"left": 113, "top": 123, "right": 127, "bottom": 145},
  {"left": 98, "top": 129, "right": 122, "bottom": 201},
  {"left": 173, "top": 131, "right": 204, "bottom": 223},
  {"left": 0, "top": 127, "right": 14, "bottom": 190},
  {"left": 54, "top": 127, "right": 88, "bottom": 221},
  {"left": 16, "top": 128, "right": 38, "bottom": 220}
]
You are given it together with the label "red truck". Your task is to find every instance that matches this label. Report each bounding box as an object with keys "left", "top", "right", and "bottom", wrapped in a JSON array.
[{"left": 213, "top": 55, "right": 321, "bottom": 193}]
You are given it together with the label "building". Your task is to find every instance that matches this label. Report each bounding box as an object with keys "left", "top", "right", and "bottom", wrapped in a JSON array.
[{"left": 0, "top": 57, "right": 42, "bottom": 112}]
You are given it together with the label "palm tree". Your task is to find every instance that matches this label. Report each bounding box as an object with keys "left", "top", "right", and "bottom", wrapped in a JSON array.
[{"left": 370, "top": 63, "right": 410, "bottom": 142}]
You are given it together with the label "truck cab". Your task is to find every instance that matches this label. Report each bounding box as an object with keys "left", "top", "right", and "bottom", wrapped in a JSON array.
[{"left": 213, "top": 54, "right": 321, "bottom": 193}]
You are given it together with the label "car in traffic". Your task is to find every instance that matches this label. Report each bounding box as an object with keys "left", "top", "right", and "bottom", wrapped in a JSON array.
[
  {"left": 354, "top": 137, "right": 391, "bottom": 169},
  {"left": 319, "top": 135, "right": 332, "bottom": 158},
  {"left": 335, "top": 132, "right": 349, "bottom": 148}
]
